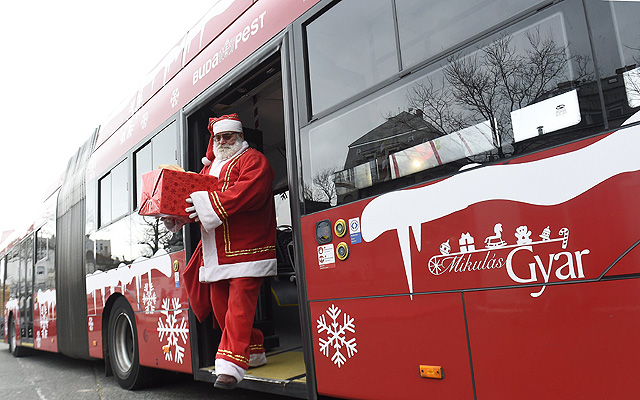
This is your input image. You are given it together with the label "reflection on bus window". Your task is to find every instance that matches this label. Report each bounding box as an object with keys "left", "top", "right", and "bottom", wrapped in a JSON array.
[
  {"left": 301, "top": 0, "right": 603, "bottom": 212},
  {"left": 130, "top": 213, "right": 184, "bottom": 260},
  {"left": 6, "top": 247, "right": 19, "bottom": 300},
  {"left": 36, "top": 216, "right": 56, "bottom": 291},
  {"left": 87, "top": 213, "right": 184, "bottom": 274},
  {"left": 584, "top": 0, "right": 640, "bottom": 129}
]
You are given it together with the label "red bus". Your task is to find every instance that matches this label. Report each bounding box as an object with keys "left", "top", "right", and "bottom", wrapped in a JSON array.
[{"left": 3, "top": 0, "right": 640, "bottom": 398}]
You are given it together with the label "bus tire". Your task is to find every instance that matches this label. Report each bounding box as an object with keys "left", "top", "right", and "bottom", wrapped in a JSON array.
[
  {"left": 8, "top": 318, "right": 26, "bottom": 357},
  {"left": 107, "top": 296, "right": 154, "bottom": 389}
]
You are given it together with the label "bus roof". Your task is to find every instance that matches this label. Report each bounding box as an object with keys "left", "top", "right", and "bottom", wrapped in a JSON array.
[{"left": 94, "top": 0, "right": 254, "bottom": 150}]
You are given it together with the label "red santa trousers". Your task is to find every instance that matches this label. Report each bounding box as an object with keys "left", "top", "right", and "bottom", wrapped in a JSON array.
[{"left": 210, "top": 277, "right": 265, "bottom": 370}]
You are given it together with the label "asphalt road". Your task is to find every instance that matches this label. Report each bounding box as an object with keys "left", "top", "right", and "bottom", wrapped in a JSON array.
[{"left": 0, "top": 343, "right": 292, "bottom": 400}]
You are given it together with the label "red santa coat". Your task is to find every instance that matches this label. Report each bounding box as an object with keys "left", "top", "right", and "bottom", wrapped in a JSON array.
[{"left": 183, "top": 145, "right": 277, "bottom": 322}]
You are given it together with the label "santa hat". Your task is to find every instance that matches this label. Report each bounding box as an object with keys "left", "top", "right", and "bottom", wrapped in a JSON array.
[{"left": 202, "top": 113, "right": 244, "bottom": 165}]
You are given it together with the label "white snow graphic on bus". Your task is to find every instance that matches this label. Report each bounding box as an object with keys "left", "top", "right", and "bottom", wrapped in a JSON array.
[{"left": 86, "top": 249, "right": 188, "bottom": 364}]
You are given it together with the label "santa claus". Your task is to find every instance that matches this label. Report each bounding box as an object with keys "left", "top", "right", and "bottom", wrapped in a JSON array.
[{"left": 166, "top": 113, "right": 277, "bottom": 390}]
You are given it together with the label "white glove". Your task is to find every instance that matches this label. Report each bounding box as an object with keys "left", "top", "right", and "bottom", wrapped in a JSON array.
[
  {"left": 188, "top": 191, "right": 222, "bottom": 232},
  {"left": 185, "top": 197, "right": 200, "bottom": 222}
]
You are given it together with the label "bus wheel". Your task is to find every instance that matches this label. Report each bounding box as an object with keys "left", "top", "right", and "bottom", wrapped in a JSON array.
[
  {"left": 107, "top": 297, "right": 154, "bottom": 389},
  {"left": 8, "top": 318, "right": 26, "bottom": 357}
]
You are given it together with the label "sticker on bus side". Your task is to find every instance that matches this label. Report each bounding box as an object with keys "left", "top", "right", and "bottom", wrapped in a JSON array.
[
  {"left": 349, "top": 217, "right": 362, "bottom": 244},
  {"left": 318, "top": 244, "right": 336, "bottom": 269}
]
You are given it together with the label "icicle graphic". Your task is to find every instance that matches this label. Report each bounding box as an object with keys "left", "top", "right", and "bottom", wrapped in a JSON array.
[{"left": 397, "top": 226, "right": 414, "bottom": 295}]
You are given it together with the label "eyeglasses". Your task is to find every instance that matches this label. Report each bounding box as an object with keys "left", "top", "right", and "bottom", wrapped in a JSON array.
[{"left": 213, "top": 132, "right": 237, "bottom": 142}]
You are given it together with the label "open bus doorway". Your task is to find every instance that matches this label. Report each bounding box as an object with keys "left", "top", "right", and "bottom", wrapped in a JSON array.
[{"left": 185, "top": 51, "right": 306, "bottom": 396}]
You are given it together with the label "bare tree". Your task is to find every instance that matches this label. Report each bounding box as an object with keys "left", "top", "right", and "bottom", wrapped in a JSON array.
[
  {"left": 312, "top": 167, "right": 337, "bottom": 205},
  {"left": 401, "top": 28, "right": 593, "bottom": 160},
  {"left": 137, "top": 216, "right": 183, "bottom": 257}
]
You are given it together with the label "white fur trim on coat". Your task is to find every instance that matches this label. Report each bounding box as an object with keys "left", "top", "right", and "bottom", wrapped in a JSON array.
[
  {"left": 189, "top": 191, "right": 222, "bottom": 233},
  {"left": 215, "top": 358, "right": 245, "bottom": 382},
  {"left": 199, "top": 258, "right": 277, "bottom": 283}
]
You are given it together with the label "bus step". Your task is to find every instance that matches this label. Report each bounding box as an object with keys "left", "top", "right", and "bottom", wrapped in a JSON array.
[{"left": 200, "top": 350, "right": 307, "bottom": 398}]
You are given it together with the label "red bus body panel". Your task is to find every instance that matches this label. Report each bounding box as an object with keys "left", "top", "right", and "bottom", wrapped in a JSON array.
[
  {"left": 86, "top": 250, "right": 191, "bottom": 373},
  {"left": 466, "top": 280, "right": 640, "bottom": 399},
  {"left": 311, "top": 294, "right": 475, "bottom": 399},
  {"left": 302, "top": 120, "right": 640, "bottom": 398},
  {"left": 34, "top": 289, "right": 57, "bottom": 352}
]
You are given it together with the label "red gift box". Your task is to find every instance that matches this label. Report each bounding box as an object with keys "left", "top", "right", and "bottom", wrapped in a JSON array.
[{"left": 138, "top": 169, "right": 216, "bottom": 222}]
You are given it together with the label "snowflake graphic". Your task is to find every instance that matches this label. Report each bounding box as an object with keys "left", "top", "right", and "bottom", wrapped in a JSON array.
[
  {"left": 136, "top": 90, "right": 143, "bottom": 108},
  {"left": 157, "top": 298, "right": 189, "bottom": 364},
  {"left": 170, "top": 88, "right": 180, "bottom": 108},
  {"left": 317, "top": 304, "right": 357, "bottom": 368},
  {"left": 219, "top": 39, "right": 234, "bottom": 62},
  {"left": 142, "top": 282, "right": 157, "bottom": 314},
  {"left": 40, "top": 303, "right": 50, "bottom": 339}
]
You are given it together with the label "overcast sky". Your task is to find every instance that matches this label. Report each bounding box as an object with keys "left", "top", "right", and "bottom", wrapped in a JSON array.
[{"left": 0, "top": 0, "right": 216, "bottom": 237}]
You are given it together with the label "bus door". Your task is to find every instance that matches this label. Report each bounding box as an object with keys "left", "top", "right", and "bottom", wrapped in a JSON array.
[
  {"left": 185, "top": 47, "right": 308, "bottom": 397},
  {"left": 19, "top": 235, "right": 34, "bottom": 342}
]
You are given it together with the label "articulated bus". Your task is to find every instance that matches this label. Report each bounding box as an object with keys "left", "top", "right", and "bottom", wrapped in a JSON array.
[{"left": 2, "top": 0, "right": 640, "bottom": 398}]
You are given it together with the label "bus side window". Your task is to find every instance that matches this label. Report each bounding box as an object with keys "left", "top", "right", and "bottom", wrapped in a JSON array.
[{"left": 301, "top": 0, "right": 602, "bottom": 210}]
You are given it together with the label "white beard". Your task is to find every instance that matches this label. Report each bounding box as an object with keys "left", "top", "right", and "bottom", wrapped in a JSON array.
[{"left": 213, "top": 140, "right": 243, "bottom": 160}]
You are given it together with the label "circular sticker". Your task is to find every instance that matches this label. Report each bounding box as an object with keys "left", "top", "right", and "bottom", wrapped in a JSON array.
[
  {"left": 336, "top": 242, "right": 349, "bottom": 261},
  {"left": 334, "top": 219, "right": 347, "bottom": 238},
  {"left": 173, "top": 260, "right": 180, "bottom": 272}
]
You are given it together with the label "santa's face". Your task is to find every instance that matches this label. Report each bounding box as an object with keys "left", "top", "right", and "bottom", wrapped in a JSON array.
[{"left": 213, "top": 131, "right": 243, "bottom": 160}]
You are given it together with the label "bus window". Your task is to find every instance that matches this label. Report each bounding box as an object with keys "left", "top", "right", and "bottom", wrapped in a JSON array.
[
  {"left": 6, "top": 247, "right": 19, "bottom": 301},
  {"left": 0, "top": 256, "right": 5, "bottom": 333},
  {"left": 305, "top": 0, "right": 397, "bottom": 116},
  {"left": 300, "top": 0, "right": 601, "bottom": 210},
  {"left": 20, "top": 235, "right": 34, "bottom": 338},
  {"left": 584, "top": 0, "right": 640, "bottom": 129},
  {"left": 395, "top": 0, "right": 546, "bottom": 70},
  {"left": 99, "top": 174, "right": 112, "bottom": 226},
  {"left": 133, "top": 121, "right": 178, "bottom": 209},
  {"left": 131, "top": 120, "right": 183, "bottom": 259},
  {"left": 36, "top": 219, "right": 55, "bottom": 291},
  {"left": 99, "top": 159, "right": 129, "bottom": 227}
]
